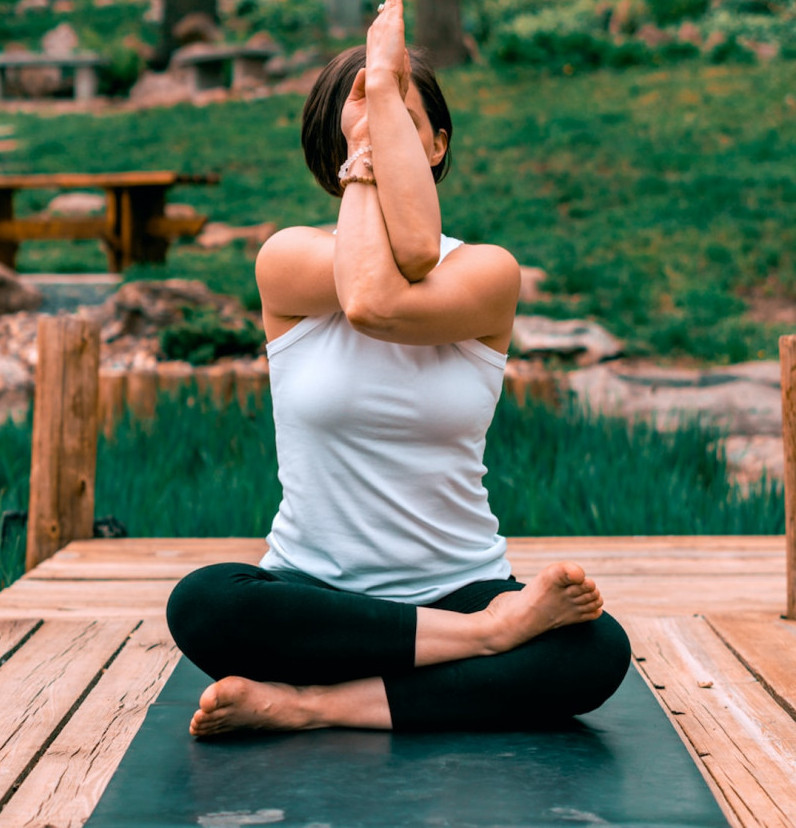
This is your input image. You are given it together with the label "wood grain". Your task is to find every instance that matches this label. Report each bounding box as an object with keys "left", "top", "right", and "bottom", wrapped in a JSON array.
[
  {"left": 26, "top": 317, "right": 100, "bottom": 571},
  {"left": 0, "top": 619, "right": 139, "bottom": 805},
  {"left": 625, "top": 615, "right": 796, "bottom": 828},
  {"left": 1, "top": 619, "right": 181, "bottom": 828},
  {"left": 779, "top": 335, "right": 796, "bottom": 619},
  {"left": 706, "top": 612, "right": 796, "bottom": 720},
  {"left": 0, "top": 618, "right": 40, "bottom": 662}
]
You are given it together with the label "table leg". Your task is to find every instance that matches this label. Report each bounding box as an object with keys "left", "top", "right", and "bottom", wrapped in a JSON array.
[
  {"left": 74, "top": 66, "right": 98, "bottom": 101},
  {"left": 130, "top": 186, "right": 169, "bottom": 264},
  {"left": 104, "top": 189, "right": 122, "bottom": 272},
  {"left": 119, "top": 188, "right": 133, "bottom": 270},
  {"left": 0, "top": 189, "right": 19, "bottom": 269}
]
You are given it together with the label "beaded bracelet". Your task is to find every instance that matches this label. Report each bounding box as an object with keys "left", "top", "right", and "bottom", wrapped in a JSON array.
[
  {"left": 338, "top": 145, "right": 373, "bottom": 180},
  {"left": 341, "top": 174, "right": 377, "bottom": 189}
]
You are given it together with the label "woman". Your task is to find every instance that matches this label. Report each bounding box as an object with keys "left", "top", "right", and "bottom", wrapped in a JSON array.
[{"left": 167, "top": 0, "right": 630, "bottom": 736}]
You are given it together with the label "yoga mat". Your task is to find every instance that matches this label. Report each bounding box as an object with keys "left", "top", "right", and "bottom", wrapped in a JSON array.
[{"left": 87, "top": 659, "right": 729, "bottom": 827}]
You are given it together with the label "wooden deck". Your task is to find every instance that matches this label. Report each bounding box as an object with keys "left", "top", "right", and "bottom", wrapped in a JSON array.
[{"left": 1, "top": 535, "right": 795, "bottom": 828}]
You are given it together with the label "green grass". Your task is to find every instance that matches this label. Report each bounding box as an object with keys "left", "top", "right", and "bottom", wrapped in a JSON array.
[
  {"left": 0, "top": 390, "right": 784, "bottom": 589},
  {"left": 2, "top": 60, "right": 794, "bottom": 362}
]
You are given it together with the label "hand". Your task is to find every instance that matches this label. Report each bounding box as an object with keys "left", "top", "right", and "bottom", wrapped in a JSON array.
[
  {"left": 367, "top": 0, "right": 410, "bottom": 98},
  {"left": 340, "top": 67, "right": 369, "bottom": 150}
]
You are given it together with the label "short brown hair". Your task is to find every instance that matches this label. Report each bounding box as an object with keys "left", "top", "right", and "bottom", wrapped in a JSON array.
[{"left": 301, "top": 45, "right": 453, "bottom": 198}]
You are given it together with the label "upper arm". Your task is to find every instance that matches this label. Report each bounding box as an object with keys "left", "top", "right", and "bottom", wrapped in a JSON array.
[
  {"left": 256, "top": 226, "right": 339, "bottom": 328},
  {"left": 347, "top": 244, "right": 520, "bottom": 349}
]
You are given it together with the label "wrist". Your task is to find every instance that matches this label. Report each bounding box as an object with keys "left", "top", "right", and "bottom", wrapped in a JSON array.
[{"left": 365, "top": 68, "right": 402, "bottom": 95}]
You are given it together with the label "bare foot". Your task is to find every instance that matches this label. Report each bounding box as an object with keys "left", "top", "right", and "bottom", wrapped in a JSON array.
[
  {"left": 189, "top": 676, "right": 323, "bottom": 738},
  {"left": 483, "top": 562, "right": 603, "bottom": 654}
]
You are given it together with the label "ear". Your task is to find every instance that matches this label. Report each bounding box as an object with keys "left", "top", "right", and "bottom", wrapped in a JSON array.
[{"left": 430, "top": 129, "right": 448, "bottom": 167}]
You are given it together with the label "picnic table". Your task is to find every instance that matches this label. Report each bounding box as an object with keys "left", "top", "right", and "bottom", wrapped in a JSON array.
[
  {"left": 0, "top": 171, "right": 219, "bottom": 272},
  {"left": 0, "top": 51, "right": 108, "bottom": 101}
]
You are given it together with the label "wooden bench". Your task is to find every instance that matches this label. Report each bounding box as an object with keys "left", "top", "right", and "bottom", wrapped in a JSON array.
[
  {"left": 0, "top": 51, "right": 108, "bottom": 101},
  {"left": 0, "top": 171, "right": 219, "bottom": 272},
  {"left": 171, "top": 44, "right": 279, "bottom": 92}
]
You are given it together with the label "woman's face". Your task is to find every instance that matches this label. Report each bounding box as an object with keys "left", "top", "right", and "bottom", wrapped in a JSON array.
[{"left": 405, "top": 81, "right": 448, "bottom": 169}]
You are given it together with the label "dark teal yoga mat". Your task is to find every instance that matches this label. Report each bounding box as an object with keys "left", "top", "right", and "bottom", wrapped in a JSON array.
[{"left": 87, "top": 659, "right": 729, "bottom": 827}]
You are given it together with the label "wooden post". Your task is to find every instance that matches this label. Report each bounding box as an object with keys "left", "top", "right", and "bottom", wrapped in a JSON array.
[
  {"left": 126, "top": 369, "right": 158, "bottom": 419},
  {"left": 98, "top": 367, "right": 128, "bottom": 438},
  {"left": 779, "top": 335, "right": 796, "bottom": 619},
  {"left": 26, "top": 317, "right": 100, "bottom": 571}
]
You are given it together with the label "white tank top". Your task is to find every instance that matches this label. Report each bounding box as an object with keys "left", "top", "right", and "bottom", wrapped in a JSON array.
[{"left": 260, "top": 234, "right": 511, "bottom": 604}]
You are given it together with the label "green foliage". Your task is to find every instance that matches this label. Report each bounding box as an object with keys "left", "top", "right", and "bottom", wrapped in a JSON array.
[
  {"left": 158, "top": 305, "right": 264, "bottom": 365},
  {"left": 0, "top": 392, "right": 784, "bottom": 590},
  {"left": 646, "top": 0, "right": 710, "bottom": 27},
  {"left": 228, "top": 0, "right": 327, "bottom": 48}
]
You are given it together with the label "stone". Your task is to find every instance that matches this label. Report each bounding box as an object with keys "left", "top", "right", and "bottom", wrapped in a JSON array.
[
  {"left": 196, "top": 221, "right": 277, "bottom": 252},
  {"left": 45, "top": 192, "right": 105, "bottom": 216},
  {"left": 165, "top": 202, "right": 199, "bottom": 220},
  {"left": 0, "top": 265, "right": 43, "bottom": 315},
  {"left": 144, "top": 0, "right": 163, "bottom": 23},
  {"left": 80, "top": 278, "right": 252, "bottom": 342},
  {"left": 128, "top": 70, "right": 193, "bottom": 107},
  {"left": 511, "top": 316, "right": 623, "bottom": 366},
  {"left": 517, "top": 266, "right": 548, "bottom": 305},
  {"left": 567, "top": 360, "right": 783, "bottom": 437},
  {"left": 678, "top": 22, "right": 702, "bottom": 46},
  {"left": 42, "top": 22, "right": 79, "bottom": 55},
  {"left": 15, "top": 0, "right": 49, "bottom": 12},
  {"left": 0, "top": 353, "right": 33, "bottom": 422},
  {"left": 703, "top": 31, "right": 727, "bottom": 53},
  {"left": 635, "top": 24, "right": 673, "bottom": 48}
]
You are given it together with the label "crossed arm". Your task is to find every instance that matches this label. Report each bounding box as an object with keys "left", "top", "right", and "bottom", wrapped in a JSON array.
[{"left": 257, "top": 0, "right": 519, "bottom": 350}]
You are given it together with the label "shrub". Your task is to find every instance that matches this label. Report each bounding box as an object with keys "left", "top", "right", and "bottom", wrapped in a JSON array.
[
  {"left": 646, "top": 0, "right": 711, "bottom": 26},
  {"left": 158, "top": 306, "right": 265, "bottom": 365}
]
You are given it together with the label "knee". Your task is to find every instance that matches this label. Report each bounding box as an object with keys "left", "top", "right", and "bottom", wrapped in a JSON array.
[
  {"left": 166, "top": 562, "right": 255, "bottom": 653},
  {"left": 569, "top": 612, "right": 632, "bottom": 715}
]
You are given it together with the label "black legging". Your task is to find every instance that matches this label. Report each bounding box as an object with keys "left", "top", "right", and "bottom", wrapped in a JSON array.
[{"left": 166, "top": 562, "right": 631, "bottom": 731}]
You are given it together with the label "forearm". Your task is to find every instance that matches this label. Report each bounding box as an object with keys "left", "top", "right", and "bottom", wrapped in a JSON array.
[
  {"left": 334, "top": 174, "right": 411, "bottom": 326},
  {"left": 366, "top": 72, "right": 441, "bottom": 282}
]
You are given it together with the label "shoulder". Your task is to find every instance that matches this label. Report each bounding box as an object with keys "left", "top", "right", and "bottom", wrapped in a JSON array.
[
  {"left": 441, "top": 242, "right": 521, "bottom": 299},
  {"left": 256, "top": 226, "right": 334, "bottom": 282}
]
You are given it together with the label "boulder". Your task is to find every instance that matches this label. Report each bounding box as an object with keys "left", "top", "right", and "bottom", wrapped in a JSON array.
[
  {"left": 81, "top": 279, "right": 250, "bottom": 341},
  {"left": 678, "top": 21, "right": 702, "bottom": 46},
  {"left": 45, "top": 191, "right": 104, "bottom": 216},
  {"left": 568, "top": 360, "right": 783, "bottom": 436},
  {"left": 517, "top": 266, "right": 548, "bottom": 305},
  {"left": 511, "top": 316, "right": 623, "bottom": 365},
  {"left": 0, "top": 353, "right": 33, "bottom": 422},
  {"left": 0, "top": 266, "right": 43, "bottom": 315},
  {"left": 42, "top": 22, "right": 79, "bottom": 55},
  {"left": 172, "top": 13, "right": 222, "bottom": 46},
  {"left": 196, "top": 221, "right": 277, "bottom": 252},
  {"left": 129, "top": 70, "right": 194, "bottom": 107},
  {"left": 635, "top": 24, "right": 673, "bottom": 48}
]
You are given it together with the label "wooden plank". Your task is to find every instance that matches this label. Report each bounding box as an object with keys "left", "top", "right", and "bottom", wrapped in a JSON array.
[
  {"left": 26, "top": 317, "right": 100, "bottom": 570},
  {"left": 28, "top": 538, "right": 265, "bottom": 580},
  {"left": 146, "top": 214, "right": 207, "bottom": 238},
  {"left": 707, "top": 612, "right": 796, "bottom": 720},
  {"left": 0, "top": 580, "right": 174, "bottom": 617},
  {"left": 625, "top": 615, "right": 796, "bottom": 828},
  {"left": 0, "top": 217, "right": 106, "bottom": 241},
  {"left": 779, "top": 334, "right": 796, "bottom": 619},
  {"left": 0, "top": 618, "right": 40, "bottom": 663},
  {"left": 0, "top": 619, "right": 139, "bottom": 806},
  {"left": 0, "top": 172, "right": 179, "bottom": 189},
  {"left": 0, "top": 619, "right": 181, "bottom": 828}
]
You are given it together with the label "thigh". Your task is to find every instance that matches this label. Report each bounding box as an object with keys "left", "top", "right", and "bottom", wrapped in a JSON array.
[{"left": 167, "top": 562, "right": 417, "bottom": 685}]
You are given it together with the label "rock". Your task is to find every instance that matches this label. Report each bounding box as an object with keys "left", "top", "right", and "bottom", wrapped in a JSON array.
[
  {"left": 45, "top": 192, "right": 104, "bottom": 216},
  {"left": 568, "top": 360, "right": 783, "bottom": 437},
  {"left": 129, "top": 70, "right": 193, "bottom": 107},
  {"left": 165, "top": 203, "right": 199, "bottom": 220},
  {"left": 678, "top": 22, "right": 702, "bottom": 46},
  {"left": 511, "top": 316, "right": 623, "bottom": 366},
  {"left": 635, "top": 24, "right": 673, "bottom": 48},
  {"left": 52, "top": 0, "right": 73, "bottom": 11},
  {"left": 272, "top": 67, "right": 324, "bottom": 96},
  {"left": 144, "top": 0, "right": 163, "bottom": 23},
  {"left": 518, "top": 266, "right": 548, "bottom": 305},
  {"left": 504, "top": 358, "right": 566, "bottom": 408},
  {"left": 739, "top": 39, "right": 779, "bottom": 61},
  {"left": 724, "top": 435, "right": 784, "bottom": 487},
  {"left": 80, "top": 279, "right": 251, "bottom": 341},
  {"left": 42, "top": 22, "right": 79, "bottom": 55},
  {"left": 172, "top": 13, "right": 222, "bottom": 46},
  {"left": 0, "top": 353, "right": 33, "bottom": 422},
  {"left": 15, "top": 0, "right": 49, "bottom": 12},
  {"left": 703, "top": 31, "right": 727, "bottom": 53},
  {"left": 0, "top": 266, "right": 43, "bottom": 314},
  {"left": 196, "top": 221, "right": 277, "bottom": 252}
]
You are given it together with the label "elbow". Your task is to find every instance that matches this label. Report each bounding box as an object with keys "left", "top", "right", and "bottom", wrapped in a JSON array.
[
  {"left": 343, "top": 296, "right": 391, "bottom": 334},
  {"left": 394, "top": 241, "right": 440, "bottom": 284}
]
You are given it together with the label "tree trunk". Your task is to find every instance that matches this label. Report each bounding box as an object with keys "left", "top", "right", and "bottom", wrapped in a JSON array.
[{"left": 414, "top": 0, "right": 470, "bottom": 68}]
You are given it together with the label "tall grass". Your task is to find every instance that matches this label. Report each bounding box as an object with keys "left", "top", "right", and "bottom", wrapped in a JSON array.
[{"left": 0, "top": 390, "right": 784, "bottom": 590}]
